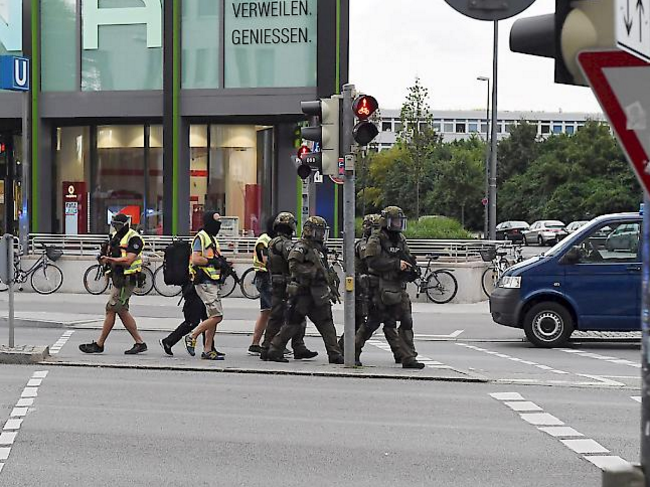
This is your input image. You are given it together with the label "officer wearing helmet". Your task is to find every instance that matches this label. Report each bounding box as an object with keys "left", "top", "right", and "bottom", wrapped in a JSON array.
[
  {"left": 354, "top": 206, "right": 425, "bottom": 369},
  {"left": 260, "top": 212, "right": 317, "bottom": 361},
  {"left": 267, "top": 216, "right": 343, "bottom": 364},
  {"left": 338, "top": 214, "right": 402, "bottom": 362}
]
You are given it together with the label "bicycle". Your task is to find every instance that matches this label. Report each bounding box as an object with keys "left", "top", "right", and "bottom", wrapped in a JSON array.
[
  {"left": 82, "top": 251, "right": 155, "bottom": 296},
  {"left": 220, "top": 261, "right": 260, "bottom": 299},
  {"left": 0, "top": 243, "right": 64, "bottom": 295},
  {"left": 480, "top": 245, "right": 523, "bottom": 298},
  {"left": 413, "top": 253, "right": 458, "bottom": 304}
]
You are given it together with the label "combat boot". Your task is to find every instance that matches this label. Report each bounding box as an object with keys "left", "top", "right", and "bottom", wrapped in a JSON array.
[
  {"left": 328, "top": 354, "right": 344, "bottom": 364},
  {"left": 267, "top": 349, "right": 289, "bottom": 363},
  {"left": 402, "top": 358, "right": 425, "bottom": 369},
  {"left": 294, "top": 349, "right": 318, "bottom": 360},
  {"left": 260, "top": 348, "right": 269, "bottom": 361}
]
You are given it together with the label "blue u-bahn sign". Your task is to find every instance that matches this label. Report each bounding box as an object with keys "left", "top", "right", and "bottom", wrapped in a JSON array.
[{"left": 0, "top": 56, "right": 29, "bottom": 91}]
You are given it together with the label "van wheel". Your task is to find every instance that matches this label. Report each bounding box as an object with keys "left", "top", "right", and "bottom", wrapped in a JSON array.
[{"left": 523, "top": 302, "right": 574, "bottom": 348}]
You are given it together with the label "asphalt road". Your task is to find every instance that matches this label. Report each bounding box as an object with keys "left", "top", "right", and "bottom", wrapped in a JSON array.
[{"left": 0, "top": 366, "right": 639, "bottom": 487}]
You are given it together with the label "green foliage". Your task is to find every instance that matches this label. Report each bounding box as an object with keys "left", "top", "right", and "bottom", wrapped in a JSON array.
[{"left": 354, "top": 216, "right": 472, "bottom": 239}]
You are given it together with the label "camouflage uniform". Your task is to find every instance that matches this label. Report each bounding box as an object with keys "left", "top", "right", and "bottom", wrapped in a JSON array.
[
  {"left": 260, "top": 212, "right": 316, "bottom": 360},
  {"left": 268, "top": 216, "right": 343, "bottom": 364},
  {"left": 354, "top": 206, "right": 424, "bottom": 369}
]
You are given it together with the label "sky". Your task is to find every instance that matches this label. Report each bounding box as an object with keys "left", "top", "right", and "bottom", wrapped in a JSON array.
[{"left": 349, "top": 0, "right": 604, "bottom": 114}]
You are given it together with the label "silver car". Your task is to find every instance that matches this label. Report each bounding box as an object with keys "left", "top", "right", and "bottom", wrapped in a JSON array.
[
  {"left": 566, "top": 220, "right": 589, "bottom": 233},
  {"left": 523, "top": 220, "right": 567, "bottom": 246}
]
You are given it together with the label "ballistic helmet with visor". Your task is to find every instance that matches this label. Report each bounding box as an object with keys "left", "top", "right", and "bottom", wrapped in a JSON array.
[
  {"left": 362, "top": 213, "right": 381, "bottom": 236},
  {"left": 111, "top": 213, "right": 130, "bottom": 232},
  {"left": 302, "top": 216, "right": 329, "bottom": 242},
  {"left": 381, "top": 206, "right": 407, "bottom": 232},
  {"left": 273, "top": 212, "right": 297, "bottom": 235}
]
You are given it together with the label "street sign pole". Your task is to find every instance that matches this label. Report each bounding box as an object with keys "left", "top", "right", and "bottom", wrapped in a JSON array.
[
  {"left": 20, "top": 89, "right": 29, "bottom": 254},
  {"left": 342, "top": 83, "right": 356, "bottom": 367},
  {"left": 489, "top": 20, "right": 499, "bottom": 240},
  {"left": 0, "top": 234, "right": 15, "bottom": 347}
]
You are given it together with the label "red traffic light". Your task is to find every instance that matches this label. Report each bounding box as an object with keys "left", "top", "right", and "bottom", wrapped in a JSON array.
[
  {"left": 0, "top": 143, "right": 5, "bottom": 153},
  {"left": 352, "top": 95, "right": 378, "bottom": 120},
  {"left": 297, "top": 145, "right": 310, "bottom": 158}
]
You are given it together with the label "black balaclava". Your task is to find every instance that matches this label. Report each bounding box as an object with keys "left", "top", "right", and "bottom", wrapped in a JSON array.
[
  {"left": 266, "top": 214, "right": 277, "bottom": 239},
  {"left": 111, "top": 214, "right": 130, "bottom": 239},
  {"left": 203, "top": 211, "right": 222, "bottom": 236}
]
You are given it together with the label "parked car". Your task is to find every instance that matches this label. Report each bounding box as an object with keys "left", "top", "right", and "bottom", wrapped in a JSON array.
[
  {"left": 523, "top": 220, "right": 567, "bottom": 246},
  {"left": 490, "top": 213, "right": 642, "bottom": 347},
  {"left": 495, "top": 221, "right": 529, "bottom": 242},
  {"left": 605, "top": 223, "right": 640, "bottom": 252},
  {"left": 566, "top": 220, "right": 588, "bottom": 233}
]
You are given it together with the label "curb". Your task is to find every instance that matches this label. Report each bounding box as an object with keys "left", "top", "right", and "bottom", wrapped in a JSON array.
[
  {"left": 40, "top": 360, "right": 489, "bottom": 383},
  {"left": 0, "top": 346, "right": 50, "bottom": 364}
]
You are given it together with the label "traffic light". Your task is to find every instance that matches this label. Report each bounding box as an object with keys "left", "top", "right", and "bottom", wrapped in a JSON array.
[
  {"left": 296, "top": 145, "right": 312, "bottom": 179},
  {"left": 351, "top": 94, "right": 379, "bottom": 146},
  {"left": 510, "top": 0, "right": 615, "bottom": 86},
  {"left": 300, "top": 97, "right": 340, "bottom": 175}
]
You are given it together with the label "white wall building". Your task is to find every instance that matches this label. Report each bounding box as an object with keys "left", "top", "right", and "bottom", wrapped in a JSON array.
[{"left": 375, "top": 109, "right": 606, "bottom": 151}]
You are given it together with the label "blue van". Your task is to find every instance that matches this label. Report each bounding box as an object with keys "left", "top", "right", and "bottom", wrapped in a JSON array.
[{"left": 490, "top": 212, "right": 642, "bottom": 347}]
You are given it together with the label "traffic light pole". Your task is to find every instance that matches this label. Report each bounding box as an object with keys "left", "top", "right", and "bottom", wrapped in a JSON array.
[
  {"left": 488, "top": 20, "right": 499, "bottom": 241},
  {"left": 641, "top": 195, "right": 650, "bottom": 487},
  {"left": 342, "top": 83, "right": 356, "bottom": 367}
]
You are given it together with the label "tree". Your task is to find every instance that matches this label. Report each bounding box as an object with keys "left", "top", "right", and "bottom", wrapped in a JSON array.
[
  {"left": 496, "top": 121, "right": 539, "bottom": 184},
  {"left": 398, "top": 77, "right": 440, "bottom": 220}
]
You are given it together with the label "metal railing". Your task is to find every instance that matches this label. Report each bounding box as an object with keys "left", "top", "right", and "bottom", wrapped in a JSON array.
[{"left": 27, "top": 234, "right": 513, "bottom": 263}]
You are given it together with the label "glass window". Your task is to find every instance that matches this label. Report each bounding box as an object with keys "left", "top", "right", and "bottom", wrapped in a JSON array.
[
  {"left": 224, "top": 0, "right": 317, "bottom": 88},
  {"left": 481, "top": 123, "right": 488, "bottom": 133},
  {"left": 505, "top": 124, "right": 513, "bottom": 133},
  {"left": 182, "top": 0, "right": 220, "bottom": 89},
  {"left": 0, "top": 0, "right": 22, "bottom": 56},
  {"left": 204, "top": 125, "right": 259, "bottom": 234},
  {"left": 54, "top": 127, "right": 91, "bottom": 233},
  {"left": 381, "top": 121, "right": 392, "bottom": 132},
  {"left": 432, "top": 123, "right": 441, "bottom": 132},
  {"left": 565, "top": 125, "right": 575, "bottom": 135},
  {"left": 41, "top": 0, "right": 77, "bottom": 91},
  {"left": 541, "top": 124, "right": 550, "bottom": 134},
  {"left": 497, "top": 124, "right": 503, "bottom": 133},
  {"left": 394, "top": 122, "right": 403, "bottom": 133},
  {"left": 81, "top": 0, "right": 164, "bottom": 91},
  {"left": 418, "top": 122, "right": 428, "bottom": 131},
  {"left": 468, "top": 123, "right": 478, "bottom": 133},
  {"left": 576, "top": 222, "right": 640, "bottom": 263},
  {"left": 553, "top": 125, "right": 563, "bottom": 134},
  {"left": 441, "top": 123, "right": 450, "bottom": 133}
]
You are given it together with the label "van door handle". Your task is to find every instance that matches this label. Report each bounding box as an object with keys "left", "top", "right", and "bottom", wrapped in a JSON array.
[{"left": 627, "top": 265, "right": 642, "bottom": 272}]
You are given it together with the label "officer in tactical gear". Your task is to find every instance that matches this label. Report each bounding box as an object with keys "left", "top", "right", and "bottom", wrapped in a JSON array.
[
  {"left": 267, "top": 216, "right": 344, "bottom": 364},
  {"left": 338, "top": 214, "right": 402, "bottom": 363},
  {"left": 260, "top": 212, "right": 318, "bottom": 361},
  {"left": 354, "top": 206, "right": 425, "bottom": 369}
]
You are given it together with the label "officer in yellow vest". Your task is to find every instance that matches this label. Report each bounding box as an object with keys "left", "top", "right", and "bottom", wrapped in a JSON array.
[
  {"left": 247, "top": 216, "right": 275, "bottom": 355},
  {"left": 79, "top": 213, "right": 147, "bottom": 355},
  {"left": 184, "top": 211, "right": 226, "bottom": 360}
]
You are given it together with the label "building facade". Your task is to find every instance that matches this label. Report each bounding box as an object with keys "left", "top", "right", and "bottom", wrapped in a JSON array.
[
  {"left": 375, "top": 109, "right": 606, "bottom": 151},
  {"left": 0, "top": 0, "right": 349, "bottom": 236}
]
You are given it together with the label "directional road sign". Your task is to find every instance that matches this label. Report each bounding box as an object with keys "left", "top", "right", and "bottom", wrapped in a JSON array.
[
  {"left": 617, "top": 0, "right": 650, "bottom": 62},
  {"left": 579, "top": 50, "right": 650, "bottom": 195},
  {"left": 444, "top": 0, "right": 536, "bottom": 21}
]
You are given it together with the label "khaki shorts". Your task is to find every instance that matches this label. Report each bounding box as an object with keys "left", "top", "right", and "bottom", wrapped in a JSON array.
[
  {"left": 195, "top": 283, "right": 224, "bottom": 318},
  {"left": 106, "top": 282, "right": 135, "bottom": 313}
]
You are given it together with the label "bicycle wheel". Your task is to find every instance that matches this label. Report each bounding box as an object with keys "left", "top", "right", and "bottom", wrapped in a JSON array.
[
  {"left": 83, "top": 264, "right": 110, "bottom": 295},
  {"left": 31, "top": 264, "right": 64, "bottom": 295},
  {"left": 133, "top": 267, "right": 155, "bottom": 296},
  {"left": 152, "top": 265, "right": 182, "bottom": 297},
  {"left": 425, "top": 270, "right": 458, "bottom": 304},
  {"left": 481, "top": 266, "right": 497, "bottom": 298},
  {"left": 240, "top": 267, "right": 260, "bottom": 300},
  {"left": 220, "top": 272, "right": 237, "bottom": 298}
]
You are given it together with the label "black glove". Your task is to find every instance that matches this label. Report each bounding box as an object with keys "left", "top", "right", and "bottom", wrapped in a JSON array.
[{"left": 208, "top": 256, "right": 228, "bottom": 270}]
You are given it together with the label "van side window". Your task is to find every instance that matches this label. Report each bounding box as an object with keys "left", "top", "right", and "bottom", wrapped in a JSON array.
[{"left": 576, "top": 222, "right": 640, "bottom": 264}]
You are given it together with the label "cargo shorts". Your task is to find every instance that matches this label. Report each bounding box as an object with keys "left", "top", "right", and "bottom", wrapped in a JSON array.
[
  {"left": 106, "top": 282, "right": 136, "bottom": 313},
  {"left": 195, "top": 282, "right": 224, "bottom": 318}
]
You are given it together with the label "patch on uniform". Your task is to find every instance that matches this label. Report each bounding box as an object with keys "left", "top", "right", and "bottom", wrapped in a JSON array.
[{"left": 131, "top": 241, "right": 141, "bottom": 251}]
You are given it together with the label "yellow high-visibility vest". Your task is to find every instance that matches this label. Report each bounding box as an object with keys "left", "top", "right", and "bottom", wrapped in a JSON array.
[
  {"left": 118, "top": 229, "right": 143, "bottom": 275},
  {"left": 190, "top": 230, "right": 221, "bottom": 281},
  {"left": 253, "top": 233, "right": 272, "bottom": 272}
]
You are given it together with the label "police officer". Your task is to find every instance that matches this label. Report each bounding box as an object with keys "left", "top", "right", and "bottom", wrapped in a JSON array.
[
  {"left": 355, "top": 206, "right": 425, "bottom": 369},
  {"left": 267, "top": 216, "right": 343, "bottom": 364},
  {"left": 338, "top": 214, "right": 402, "bottom": 363},
  {"left": 79, "top": 213, "right": 147, "bottom": 354},
  {"left": 260, "top": 212, "right": 317, "bottom": 361}
]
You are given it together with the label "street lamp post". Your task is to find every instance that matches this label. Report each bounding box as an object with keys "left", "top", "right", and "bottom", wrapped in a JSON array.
[{"left": 477, "top": 76, "right": 490, "bottom": 239}]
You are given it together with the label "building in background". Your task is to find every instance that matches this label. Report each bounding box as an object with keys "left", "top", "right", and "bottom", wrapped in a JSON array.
[
  {"left": 0, "top": 0, "right": 350, "bottom": 236},
  {"left": 375, "top": 109, "right": 606, "bottom": 150}
]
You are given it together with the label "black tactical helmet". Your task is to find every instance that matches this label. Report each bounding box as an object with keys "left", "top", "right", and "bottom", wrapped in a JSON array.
[
  {"left": 381, "top": 206, "right": 407, "bottom": 232},
  {"left": 302, "top": 216, "right": 329, "bottom": 242},
  {"left": 362, "top": 213, "right": 381, "bottom": 236},
  {"left": 273, "top": 212, "right": 297, "bottom": 235}
]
